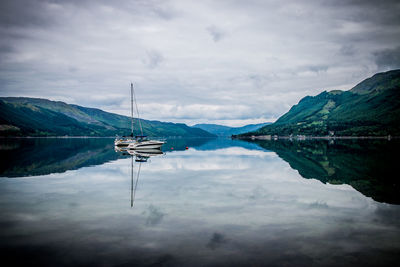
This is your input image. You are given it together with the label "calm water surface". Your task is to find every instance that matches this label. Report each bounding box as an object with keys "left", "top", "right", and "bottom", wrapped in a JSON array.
[{"left": 0, "top": 138, "right": 399, "bottom": 266}]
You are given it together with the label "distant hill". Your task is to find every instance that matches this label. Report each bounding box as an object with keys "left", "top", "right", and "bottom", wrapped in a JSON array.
[
  {"left": 0, "top": 97, "right": 215, "bottom": 137},
  {"left": 194, "top": 123, "right": 271, "bottom": 136},
  {"left": 240, "top": 69, "right": 400, "bottom": 137}
]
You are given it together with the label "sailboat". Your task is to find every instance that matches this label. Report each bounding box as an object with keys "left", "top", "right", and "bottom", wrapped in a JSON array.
[
  {"left": 127, "top": 83, "right": 164, "bottom": 150},
  {"left": 114, "top": 83, "right": 136, "bottom": 147},
  {"left": 115, "top": 83, "right": 165, "bottom": 150}
]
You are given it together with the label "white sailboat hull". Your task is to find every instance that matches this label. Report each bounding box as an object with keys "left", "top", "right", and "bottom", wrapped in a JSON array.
[
  {"left": 114, "top": 138, "right": 135, "bottom": 147},
  {"left": 128, "top": 140, "right": 165, "bottom": 150}
]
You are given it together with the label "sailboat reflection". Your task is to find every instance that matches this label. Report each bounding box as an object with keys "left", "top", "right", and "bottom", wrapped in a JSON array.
[
  {"left": 127, "top": 149, "right": 164, "bottom": 162},
  {"left": 122, "top": 149, "right": 164, "bottom": 207},
  {"left": 115, "top": 146, "right": 164, "bottom": 206}
]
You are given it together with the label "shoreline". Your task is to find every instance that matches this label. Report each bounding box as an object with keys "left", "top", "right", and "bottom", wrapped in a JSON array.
[
  {"left": 0, "top": 136, "right": 218, "bottom": 139},
  {"left": 233, "top": 135, "right": 397, "bottom": 140},
  {"left": 0, "top": 136, "right": 116, "bottom": 139}
]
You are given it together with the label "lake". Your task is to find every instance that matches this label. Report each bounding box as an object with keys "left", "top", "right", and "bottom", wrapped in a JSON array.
[{"left": 0, "top": 137, "right": 399, "bottom": 267}]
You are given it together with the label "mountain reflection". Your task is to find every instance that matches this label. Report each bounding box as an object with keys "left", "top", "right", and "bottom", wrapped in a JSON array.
[
  {"left": 0, "top": 138, "right": 212, "bottom": 177},
  {"left": 251, "top": 139, "right": 400, "bottom": 204},
  {"left": 0, "top": 138, "right": 124, "bottom": 177},
  {"left": 2, "top": 137, "right": 399, "bottom": 206}
]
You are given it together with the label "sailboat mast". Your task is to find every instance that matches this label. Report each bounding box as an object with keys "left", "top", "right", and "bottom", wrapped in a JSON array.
[
  {"left": 131, "top": 83, "right": 134, "bottom": 137},
  {"left": 131, "top": 155, "right": 134, "bottom": 207},
  {"left": 132, "top": 83, "right": 144, "bottom": 136}
]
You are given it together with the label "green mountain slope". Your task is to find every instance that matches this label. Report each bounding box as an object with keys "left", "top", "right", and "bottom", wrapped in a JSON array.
[
  {"left": 241, "top": 69, "right": 400, "bottom": 137},
  {"left": 194, "top": 123, "right": 271, "bottom": 136},
  {"left": 0, "top": 97, "right": 215, "bottom": 137}
]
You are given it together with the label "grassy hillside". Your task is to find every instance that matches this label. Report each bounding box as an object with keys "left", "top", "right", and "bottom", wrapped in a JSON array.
[
  {"left": 240, "top": 69, "right": 400, "bottom": 137},
  {"left": 194, "top": 123, "right": 271, "bottom": 136},
  {"left": 0, "top": 100, "right": 109, "bottom": 136},
  {"left": 0, "top": 97, "right": 215, "bottom": 137}
]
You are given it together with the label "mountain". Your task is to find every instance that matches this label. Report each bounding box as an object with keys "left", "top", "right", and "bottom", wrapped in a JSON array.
[
  {"left": 194, "top": 123, "right": 271, "bottom": 136},
  {"left": 0, "top": 97, "right": 215, "bottom": 137},
  {"left": 240, "top": 69, "right": 400, "bottom": 137}
]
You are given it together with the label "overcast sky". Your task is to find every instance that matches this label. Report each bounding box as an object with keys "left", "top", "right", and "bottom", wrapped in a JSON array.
[{"left": 1, "top": 0, "right": 399, "bottom": 126}]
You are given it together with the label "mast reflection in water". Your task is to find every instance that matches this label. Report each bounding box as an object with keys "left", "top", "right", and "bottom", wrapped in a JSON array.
[{"left": 116, "top": 148, "right": 164, "bottom": 208}]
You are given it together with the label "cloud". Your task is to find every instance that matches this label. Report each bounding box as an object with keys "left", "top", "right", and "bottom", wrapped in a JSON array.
[
  {"left": 145, "top": 205, "right": 165, "bottom": 226},
  {"left": 206, "top": 25, "right": 226, "bottom": 42},
  {"left": 0, "top": 0, "right": 54, "bottom": 27},
  {"left": 0, "top": 0, "right": 399, "bottom": 126},
  {"left": 306, "top": 65, "right": 329, "bottom": 74},
  {"left": 144, "top": 50, "right": 164, "bottom": 69},
  {"left": 373, "top": 46, "right": 400, "bottom": 69},
  {"left": 206, "top": 232, "right": 227, "bottom": 250},
  {"left": 141, "top": 103, "right": 254, "bottom": 120},
  {"left": 325, "top": 0, "right": 400, "bottom": 26},
  {"left": 0, "top": 44, "right": 14, "bottom": 61},
  {"left": 339, "top": 44, "right": 356, "bottom": 56}
]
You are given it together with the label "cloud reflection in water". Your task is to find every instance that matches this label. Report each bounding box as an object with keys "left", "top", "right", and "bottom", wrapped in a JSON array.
[{"left": 0, "top": 140, "right": 399, "bottom": 266}]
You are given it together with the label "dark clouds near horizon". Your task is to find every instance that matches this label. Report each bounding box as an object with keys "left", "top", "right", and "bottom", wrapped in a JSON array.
[{"left": 0, "top": 0, "right": 399, "bottom": 126}]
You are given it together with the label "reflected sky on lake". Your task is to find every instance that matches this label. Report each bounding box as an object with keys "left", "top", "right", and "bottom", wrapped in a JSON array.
[{"left": 0, "top": 138, "right": 399, "bottom": 266}]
